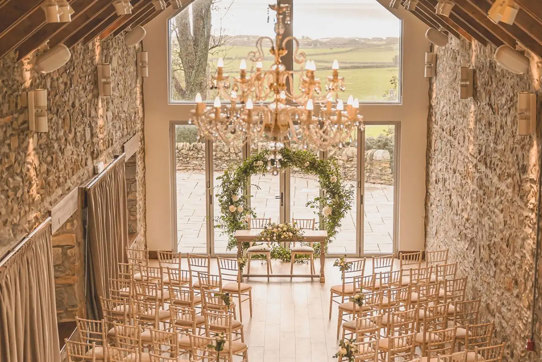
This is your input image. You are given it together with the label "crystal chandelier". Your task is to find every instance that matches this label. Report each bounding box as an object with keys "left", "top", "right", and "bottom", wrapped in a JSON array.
[{"left": 190, "top": 1, "right": 364, "bottom": 152}]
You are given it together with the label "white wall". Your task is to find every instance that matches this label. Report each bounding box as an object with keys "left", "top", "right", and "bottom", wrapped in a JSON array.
[{"left": 143, "top": 1, "right": 429, "bottom": 252}]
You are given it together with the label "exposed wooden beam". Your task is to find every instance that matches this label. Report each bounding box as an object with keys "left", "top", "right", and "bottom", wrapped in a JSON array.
[
  {"left": 472, "top": 0, "right": 542, "bottom": 56},
  {"left": 0, "top": 0, "right": 42, "bottom": 38},
  {"left": 514, "top": 9, "right": 542, "bottom": 46},
  {"left": 515, "top": 0, "right": 542, "bottom": 25},
  {"left": 80, "top": 12, "right": 119, "bottom": 45},
  {"left": 112, "top": 3, "right": 155, "bottom": 37},
  {"left": 16, "top": 0, "right": 99, "bottom": 61},
  {"left": 454, "top": 0, "right": 517, "bottom": 47},
  {"left": 445, "top": 3, "right": 504, "bottom": 46},
  {"left": 416, "top": 1, "right": 469, "bottom": 41},
  {"left": 98, "top": 0, "right": 148, "bottom": 41},
  {"left": 46, "top": 0, "right": 111, "bottom": 49},
  {"left": 0, "top": 5, "right": 47, "bottom": 59},
  {"left": 70, "top": 6, "right": 117, "bottom": 47}
]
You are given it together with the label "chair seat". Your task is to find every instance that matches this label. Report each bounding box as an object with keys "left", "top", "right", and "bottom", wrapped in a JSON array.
[
  {"left": 409, "top": 358, "right": 439, "bottom": 362},
  {"left": 330, "top": 284, "right": 355, "bottom": 295},
  {"left": 452, "top": 351, "right": 481, "bottom": 361},
  {"left": 175, "top": 315, "right": 205, "bottom": 327},
  {"left": 140, "top": 308, "right": 170, "bottom": 321},
  {"left": 124, "top": 352, "right": 151, "bottom": 362},
  {"left": 291, "top": 246, "right": 314, "bottom": 253},
  {"left": 112, "top": 304, "right": 132, "bottom": 314},
  {"left": 209, "top": 319, "right": 243, "bottom": 330},
  {"left": 380, "top": 313, "right": 404, "bottom": 326},
  {"left": 415, "top": 331, "right": 441, "bottom": 344},
  {"left": 401, "top": 276, "right": 411, "bottom": 285},
  {"left": 85, "top": 346, "right": 105, "bottom": 360},
  {"left": 247, "top": 245, "right": 271, "bottom": 253},
  {"left": 338, "top": 301, "right": 371, "bottom": 313},
  {"left": 342, "top": 318, "right": 376, "bottom": 331},
  {"left": 172, "top": 295, "right": 202, "bottom": 306},
  {"left": 455, "top": 327, "right": 468, "bottom": 338},
  {"left": 377, "top": 337, "right": 409, "bottom": 350},
  {"left": 223, "top": 341, "right": 248, "bottom": 353},
  {"left": 223, "top": 282, "right": 252, "bottom": 292}
]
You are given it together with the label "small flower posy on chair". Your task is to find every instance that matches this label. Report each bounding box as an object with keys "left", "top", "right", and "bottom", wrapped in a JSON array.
[
  {"left": 333, "top": 255, "right": 350, "bottom": 272},
  {"left": 208, "top": 332, "right": 226, "bottom": 360},
  {"left": 333, "top": 339, "right": 358, "bottom": 362},
  {"left": 216, "top": 292, "right": 231, "bottom": 307},
  {"left": 352, "top": 293, "right": 364, "bottom": 307}
]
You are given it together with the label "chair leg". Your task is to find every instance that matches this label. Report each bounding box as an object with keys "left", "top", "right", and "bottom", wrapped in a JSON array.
[
  {"left": 310, "top": 254, "right": 315, "bottom": 281},
  {"left": 268, "top": 252, "right": 273, "bottom": 273},
  {"left": 290, "top": 252, "right": 295, "bottom": 281},
  {"left": 247, "top": 254, "right": 252, "bottom": 279},
  {"left": 337, "top": 309, "right": 343, "bottom": 339},
  {"left": 329, "top": 291, "right": 334, "bottom": 319},
  {"left": 266, "top": 253, "right": 271, "bottom": 282},
  {"left": 238, "top": 292, "right": 243, "bottom": 323},
  {"left": 248, "top": 289, "right": 253, "bottom": 317}
]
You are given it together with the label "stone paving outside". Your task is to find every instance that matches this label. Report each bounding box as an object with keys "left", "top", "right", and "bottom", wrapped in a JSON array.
[{"left": 176, "top": 172, "right": 394, "bottom": 255}]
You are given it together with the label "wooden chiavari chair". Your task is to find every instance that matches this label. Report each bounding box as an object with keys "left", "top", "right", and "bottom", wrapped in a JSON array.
[
  {"left": 168, "top": 284, "right": 202, "bottom": 310},
  {"left": 117, "top": 262, "right": 134, "bottom": 280},
  {"left": 401, "top": 265, "right": 433, "bottom": 286},
  {"left": 166, "top": 265, "right": 191, "bottom": 288},
  {"left": 100, "top": 296, "right": 132, "bottom": 341},
  {"left": 410, "top": 282, "right": 440, "bottom": 313},
  {"left": 290, "top": 217, "right": 316, "bottom": 280},
  {"left": 372, "top": 255, "right": 394, "bottom": 275},
  {"left": 65, "top": 339, "right": 97, "bottom": 361},
  {"left": 353, "top": 339, "right": 379, "bottom": 362},
  {"left": 201, "top": 289, "right": 237, "bottom": 318},
  {"left": 189, "top": 334, "right": 226, "bottom": 362},
  {"left": 425, "top": 249, "right": 448, "bottom": 266},
  {"left": 196, "top": 271, "right": 222, "bottom": 293},
  {"left": 157, "top": 250, "right": 182, "bottom": 268},
  {"left": 246, "top": 217, "right": 273, "bottom": 279},
  {"left": 342, "top": 314, "right": 382, "bottom": 341},
  {"left": 150, "top": 328, "right": 190, "bottom": 361},
  {"left": 372, "top": 270, "right": 401, "bottom": 290},
  {"left": 425, "top": 327, "right": 457, "bottom": 359},
  {"left": 110, "top": 321, "right": 148, "bottom": 360},
  {"left": 133, "top": 263, "right": 166, "bottom": 283},
  {"left": 134, "top": 279, "right": 169, "bottom": 304},
  {"left": 127, "top": 248, "right": 149, "bottom": 266},
  {"left": 474, "top": 343, "right": 505, "bottom": 361},
  {"left": 434, "top": 351, "right": 467, "bottom": 361},
  {"left": 464, "top": 323, "right": 494, "bottom": 350},
  {"left": 416, "top": 303, "right": 449, "bottom": 354},
  {"left": 203, "top": 310, "right": 248, "bottom": 361},
  {"left": 217, "top": 257, "right": 252, "bottom": 322},
  {"left": 336, "top": 275, "right": 377, "bottom": 337},
  {"left": 329, "top": 258, "right": 366, "bottom": 319},
  {"left": 75, "top": 317, "right": 107, "bottom": 360},
  {"left": 380, "top": 285, "right": 411, "bottom": 312},
  {"left": 170, "top": 305, "right": 205, "bottom": 336},
  {"left": 439, "top": 277, "right": 467, "bottom": 311},
  {"left": 187, "top": 254, "right": 211, "bottom": 289},
  {"left": 109, "top": 277, "right": 132, "bottom": 299},
  {"left": 108, "top": 345, "right": 137, "bottom": 362},
  {"left": 452, "top": 299, "right": 481, "bottom": 340},
  {"left": 379, "top": 309, "right": 417, "bottom": 361},
  {"left": 399, "top": 251, "right": 422, "bottom": 270},
  {"left": 133, "top": 297, "right": 171, "bottom": 332},
  {"left": 434, "top": 263, "right": 457, "bottom": 282}
]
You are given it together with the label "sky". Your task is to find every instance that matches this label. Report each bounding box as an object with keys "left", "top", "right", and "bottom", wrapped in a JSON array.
[{"left": 208, "top": 0, "right": 401, "bottom": 39}]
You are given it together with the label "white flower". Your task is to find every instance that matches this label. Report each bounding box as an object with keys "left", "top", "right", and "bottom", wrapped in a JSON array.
[
  {"left": 339, "top": 347, "right": 347, "bottom": 355},
  {"left": 229, "top": 205, "right": 237, "bottom": 213},
  {"left": 304, "top": 161, "right": 310, "bottom": 167},
  {"left": 330, "top": 176, "right": 338, "bottom": 183},
  {"left": 323, "top": 206, "right": 332, "bottom": 217},
  {"left": 237, "top": 205, "right": 244, "bottom": 212},
  {"left": 232, "top": 195, "right": 240, "bottom": 202}
]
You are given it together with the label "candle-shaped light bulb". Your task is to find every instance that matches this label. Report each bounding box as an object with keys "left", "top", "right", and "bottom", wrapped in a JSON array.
[
  {"left": 353, "top": 98, "right": 359, "bottom": 109},
  {"left": 337, "top": 99, "right": 344, "bottom": 111},
  {"left": 246, "top": 99, "right": 254, "bottom": 110},
  {"left": 239, "top": 59, "right": 247, "bottom": 70},
  {"left": 214, "top": 97, "right": 221, "bottom": 108},
  {"left": 305, "top": 60, "right": 316, "bottom": 71},
  {"left": 256, "top": 61, "right": 263, "bottom": 69},
  {"left": 280, "top": 91, "right": 286, "bottom": 100},
  {"left": 332, "top": 59, "right": 339, "bottom": 70},
  {"left": 195, "top": 93, "right": 203, "bottom": 103},
  {"left": 231, "top": 90, "right": 237, "bottom": 99},
  {"left": 217, "top": 57, "right": 224, "bottom": 68},
  {"left": 347, "top": 95, "right": 354, "bottom": 106},
  {"left": 306, "top": 99, "right": 314, "bottom": 111}
]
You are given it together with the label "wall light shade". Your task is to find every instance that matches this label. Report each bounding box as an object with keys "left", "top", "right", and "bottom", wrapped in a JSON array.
[
  {"left": 460, "top": 67, "right": 474, "bottom": 99},
  {"left": 35, "top": 44, "right": 71, "bottom": 74},
  {"left": 58, "top": 0, "right": 74, "bottom": 22},
  {"left": 517, "top": 92, "right": 537, "bottom": 135},
  {"left": 425, "top": 52, "right": 437, "bottom": 78},
  {"left": 125, "top": 26, "right": 146, "bottom": 47},
  {"left": 436, "top": 0, "right": 454, "bottom": 17},
  {"left": 494, "top": 45, "right": 529, "bottom": 74},
  {"left": 405, "top": 0, "right": 419, "bottom": 11},
  {"left": 425, "top": 28, "right": 449, "bottom": 47},
  {"left": 42, "top": 1, "right": 60, "bottom": 23},
  {"left": 113, "top": 0, "right": 133, "bottom": 15},
  {"left": 137, "top": 51, "right": 149, "bottom": 78},
  {"left": 488, "top": 0, "right": 519, "bottom": 25},
  {"left": 28, "top": 89, "right": 48, "bottom": 133},
  {"left": 98, "top": 63, "right": 112, "bottom": 97}
]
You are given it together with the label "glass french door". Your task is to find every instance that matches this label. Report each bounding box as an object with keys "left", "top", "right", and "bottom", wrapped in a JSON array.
[{"left": 172, "top": 121, "right": 399, "bottom": 256}]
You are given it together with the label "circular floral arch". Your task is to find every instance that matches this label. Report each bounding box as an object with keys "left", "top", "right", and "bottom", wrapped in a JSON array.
[{"left": 216, "top": 148, "right": 354, "bottom": 255}]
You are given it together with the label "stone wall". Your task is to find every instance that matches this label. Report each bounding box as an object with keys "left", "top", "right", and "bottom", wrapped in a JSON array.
[
  {"left": 425, "top": 37, "right": 541, "bottom": 360},
  {"left": 0, "top": 36, "right": 146, "bottom": 319}
]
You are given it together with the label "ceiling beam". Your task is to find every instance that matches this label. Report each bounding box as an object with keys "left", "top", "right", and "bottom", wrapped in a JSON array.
[
  {"left": 416, "top": 1, "right": 470, "bottom": 41},
  {"left": 515, "top": 0, "right": 542, "bottom": 25},
  {"left": 71, "top": 6, "right": 117, "bottom": 47},
  {"left": 16, "top": 0, "right": 99, "bottom": 61},
  {"left": 112, "top": 3, "right": 155, "bottom": 37},
  {"left": 0, "top": 5, "right": 48, "bottom": 59},
  {"left": 97, "top": 0, "right": 148, "bottom": 40},
  {"left": 0, "top": 0, "right": 42, "bottom": 38}
]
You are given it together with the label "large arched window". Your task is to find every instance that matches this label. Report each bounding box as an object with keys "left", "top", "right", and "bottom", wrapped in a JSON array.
[{"left": 168, "top": 0, "right": 402, "bottom": 103}]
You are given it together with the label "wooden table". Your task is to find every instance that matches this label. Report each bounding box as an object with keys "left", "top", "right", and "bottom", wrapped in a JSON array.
[{"left": 234, "top": 229, "right": 328, "bottom": 283}]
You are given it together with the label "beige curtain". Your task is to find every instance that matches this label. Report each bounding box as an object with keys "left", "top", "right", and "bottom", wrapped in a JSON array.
[
  {"left": 85, "top": 155, "right": 129, "bottom": 319},
  {"left": 0, "top": 219, "right": 60, "bottom": 362}
]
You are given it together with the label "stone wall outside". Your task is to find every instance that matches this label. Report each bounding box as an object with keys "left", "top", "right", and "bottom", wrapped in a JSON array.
[
  {"left": 0, "top": 36, "right": 146, "bottom": 319},
  {"left": 425, "top": 37, "right": 541, "bottom": 360}
]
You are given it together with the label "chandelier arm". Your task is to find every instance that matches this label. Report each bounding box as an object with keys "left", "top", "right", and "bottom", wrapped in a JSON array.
[{"left": 281, "top": 36, "right": 306, "bottom": 65}]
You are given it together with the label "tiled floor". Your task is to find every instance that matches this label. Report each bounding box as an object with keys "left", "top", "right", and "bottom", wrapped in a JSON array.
[{"left": 176, "top": 172, "right": 394, "bottom": 255}]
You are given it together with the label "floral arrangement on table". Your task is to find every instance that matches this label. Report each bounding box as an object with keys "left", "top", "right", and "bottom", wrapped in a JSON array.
[
  {"left": 215, "top": 148, "right": 354, "bottom": 261},
  {"left": 333, "top": 339, "right": 358, "bottom": 361},
  {"left": 257, "top": 222, "right": 304, "bottom": 242},
  {"left": 333, "top": 255, "right": 351, "bottom": 272}
]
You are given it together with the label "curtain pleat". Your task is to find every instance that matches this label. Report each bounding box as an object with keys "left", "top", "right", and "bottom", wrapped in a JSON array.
[
  {"left": 0, "top": 221, "right": 60, "bottom": 362},
  {"left": 86, "top": 156, "right": 128, "bottom": 319}
]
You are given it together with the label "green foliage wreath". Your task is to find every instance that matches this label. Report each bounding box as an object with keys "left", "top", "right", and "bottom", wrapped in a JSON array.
[{"left": 216, "top": 148, "right": 354, "bottom": 260}]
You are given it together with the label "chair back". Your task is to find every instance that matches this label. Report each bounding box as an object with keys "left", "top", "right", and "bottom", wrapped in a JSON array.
[
  {"left": 100, "top": 296, "right": 131, "bottom": 324},
  {"left": 426, "top": 327, "right": 457, "bottom": 358},
  {"left": 353, "top": 339, "right": 378, "bottom": 361},
  {"left": 117, "top": 262, "right": 133, "bottom": 280},
  {"left": 340, "top": 258, "right": 366, "bottom": 292},
  {"left": 399, "top": 251, "right": 422, "bottom": 269},
  {"left": 133, "top": 280, "right": 162, "bottom": 302},
  {"left": 248, "top": 217, "right": 272, "bottom": 229},
  {"left": 133, "top": 263, "right": 164, "bottom": 282},
  {"left": 187, "top": 254, "right": 211, "bottom": 283},
  {"left": 419, "top": 303, "right": 449, "bottom": 332},
  {"left": 353, "top": 274, "right": 375, "bottom": 291},
  {"left": 217, "top": 257, "right": 241, "bottom": 286},
  {"left": 387, "top": 333, "right": 416, "bottom": 359},
  {"left": 109, "top": 278, "right": 132, "bottom": 299},
  {"left": 127, "top": 248, "right": 149, "bottom": 266},
  {"left": 474, "top": 343, "right": 505, "bottom": 361},
  {"left": 111, "top": 321, "right": 141, "bottom": 349},
  {"left": 134, "top": 298, "right": 162, "bottom": 327},
  {"left": 201, "top": 289, "right": 233, "bottom": 314},
  {"left": 150, "top": 328, "right": 181, "bottom": 359},
  {"left": 65, "top": 339, "right": 96, "bottom": 361},
  {"left": 353, "top": 315, "right": 381, "bottom": 340},
  {"left": 452, "top": 299, "right": 481, "bottom": 327},
  {"left": 203, "top": 309, "right": 234, "bottom": 338},
  {"left": 372, "top": 255, "right": 394, "bottom": 274},
  {"left": 197, "top": 272, "right": 222, "bottom": 291},
  {"left": 157, "top": 250, "right": 181, "bottom": 267},
  {"left": 442, "top": 277, "right": 467, "bottom": 304},
  {"left": 376, "top": 270, "right": 401, "bottom": 288},
  {"left": 292, "top": 218, "right": 315, "bottom": 230},
  {"left": 75, "top": 317, "right": 106, "bottom": 347},
  {"left": 411, "top": 282, "right": 440, "bottom": 308},
  {"left": 170, "top": 305, "right": 198, "bottom": 334},
  {"left": 386, "top": 309, "right": 417, "bottom": 336},
  {"left": 166, "top": 267, "right": 191, "bottom": 287},
  {"left": 168, "top": 284, "right": 196, "bottom": 307},
  {"left": 465, "top": 323, "right": 494, "bottom": 349},
  {"left": 436, "top": 351, "right": 468, "bottom": 361},
  {"left": 436, "top": 263, "right": 457, "bottom": 281},
  {"left": 426, "top": 249, "right": 448, "bottom": 265},
  {"left": 108, "top": 346, "right": 136, "bottom": 362},
  {"left": 189, "top": 334, "right": 221, "bottom": 361}
]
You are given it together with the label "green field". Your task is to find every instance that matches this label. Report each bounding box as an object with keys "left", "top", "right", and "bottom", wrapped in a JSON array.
[{"left": 171, "top": 44, "right": 400, "bottom": 103}]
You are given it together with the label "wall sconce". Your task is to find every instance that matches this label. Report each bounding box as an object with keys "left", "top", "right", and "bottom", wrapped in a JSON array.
[
  {"left": 137, "top": 51, "right": 149, "bottom": 78},
  {"left": 152, "top": 0, "right": 167, "bottom": 11},
  {"left": 35, "top": 44, "right": 72, "bottom": 74},
  {"left": 405, "top": 0, "right": 419, "bottom": 11},
  {"left": 425, "top": 52, "right": 437, "bottom": 78},
  {"left": 28, "top": 89, "right": 48, "bottom": 133},
  {"left": 425, "top": 28, "right": 449, "bottom": 47},
  {"left": 517, "top": 92, "right": 537, "bottom": 135},
  {"left": 57, "top": 0, "right": 74, "bottom": 22},
  {"left": 125, "top": 26, "right": 146, "bottom": 47},
  {"left": 436, "top": 0, "right": 454, "bottom": 17},
  {"left": 42, "top": 0, "right": 73, "bottom": 23},
  {"left": 488, "top": 0, "right": 519, "bottom": 25},
  {"left": 172, "top": 0, "right": 184, "bottom": 10},
  {"left": 97, "top": 63, "right": 112, "bottom": 97},
  {"left": 460, "top": 67, "right": 474, "bottom": 99},
  {"left": 389, "top": 0, "right": 400, "bottom": 9},
  {"left": 494, "top": 45, "right": 530, "bottom": 74},
  {"left": 113, "top": 0, "right": 133, "bottom": 16}
]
